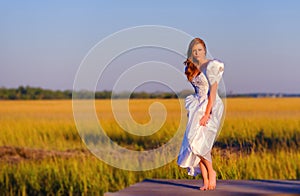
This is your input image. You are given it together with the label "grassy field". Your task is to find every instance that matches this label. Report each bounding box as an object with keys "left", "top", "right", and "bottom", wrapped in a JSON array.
[{"left": 0, "top": 98, "right": 300, "bottom": 195}]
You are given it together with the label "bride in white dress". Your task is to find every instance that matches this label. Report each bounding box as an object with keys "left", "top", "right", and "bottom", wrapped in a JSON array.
[{"left": 177, "top": 38, "right": 224, "bottom": 191}]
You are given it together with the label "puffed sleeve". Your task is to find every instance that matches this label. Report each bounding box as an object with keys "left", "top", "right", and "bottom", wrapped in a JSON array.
[{"left": 206, "top": 59, "right": 224, "bottom": 85}]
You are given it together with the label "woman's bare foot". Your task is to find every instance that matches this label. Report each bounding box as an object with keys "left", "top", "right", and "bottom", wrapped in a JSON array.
[
  {"left": 208, "top": 170, "right": 216, "bottom": 190},
  {"left": 199, "top": 178, "right": 209, "bottom": 191}
]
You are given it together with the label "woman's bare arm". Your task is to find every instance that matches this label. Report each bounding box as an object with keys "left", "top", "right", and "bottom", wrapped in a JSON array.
[{"left": 199, "top": 82, "right": 217, "bottom": 126}]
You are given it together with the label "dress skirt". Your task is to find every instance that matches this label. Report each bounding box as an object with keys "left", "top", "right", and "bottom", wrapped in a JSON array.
[{"left": 177, "top": 93, "right": 224, "bottom": 176}]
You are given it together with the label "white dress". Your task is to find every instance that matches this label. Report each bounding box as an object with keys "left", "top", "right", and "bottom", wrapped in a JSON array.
[{"left": 177, "top": 59, "right": 225, "bottom": 176}]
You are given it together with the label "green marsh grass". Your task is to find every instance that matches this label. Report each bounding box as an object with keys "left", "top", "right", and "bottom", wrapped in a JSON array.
[{"left": 0, "top": 98, "right": 299, "bottom": 195}]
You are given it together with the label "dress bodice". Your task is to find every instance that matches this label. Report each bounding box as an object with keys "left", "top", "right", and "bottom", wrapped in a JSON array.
[
  {"left": 190, "top": 59, "right": 224, "bottom": 98},
  {"left": 191, "top": 72, "right": 209, "bottom": 97}
]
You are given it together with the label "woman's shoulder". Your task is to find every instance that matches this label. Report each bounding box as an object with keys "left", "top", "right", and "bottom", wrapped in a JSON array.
[
  {"left": 205, "top": 59, "right": 224, "bottom": 84},
  {"left": 206, "top": 59, "right": 224, "bottom": 75},
  {"left": 208, "top": 59, "right": 224, "bottom": 67},
  {"left": 207, "top": 59, "right": 224, "bottom": 71}
]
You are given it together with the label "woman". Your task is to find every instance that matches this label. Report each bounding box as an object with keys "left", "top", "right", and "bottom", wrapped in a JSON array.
[{"left": 177, "top": 38, "right": 224, "bottom": 190}]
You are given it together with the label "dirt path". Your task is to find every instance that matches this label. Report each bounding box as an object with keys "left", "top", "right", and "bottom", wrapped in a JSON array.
[{"left": 0, "top": 146, "right": 91, "bottom": 163}]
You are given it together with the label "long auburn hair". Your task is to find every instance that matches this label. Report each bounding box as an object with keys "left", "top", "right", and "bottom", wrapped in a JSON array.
[{"left": 184, "top": 38, "right": 207, "bottom": 81}]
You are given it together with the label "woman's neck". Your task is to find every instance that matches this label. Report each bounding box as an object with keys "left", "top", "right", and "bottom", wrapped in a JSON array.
[
  {"left": 196, "top": 58, "right": 210, "bottom": 70},
  {"left": 199, "top": 58, "right": 209, "bottom": 66}
]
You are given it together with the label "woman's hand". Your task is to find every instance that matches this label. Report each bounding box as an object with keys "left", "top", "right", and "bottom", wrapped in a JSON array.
[{"left": 199, "top": 114, "right": 210, "bottom": 126}]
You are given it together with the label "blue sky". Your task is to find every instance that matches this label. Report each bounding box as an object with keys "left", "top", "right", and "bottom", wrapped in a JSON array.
[{"left": 1, "top": 0, "right": 300, "bottom": 94}]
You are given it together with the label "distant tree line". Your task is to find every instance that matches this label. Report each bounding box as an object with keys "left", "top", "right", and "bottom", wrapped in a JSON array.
[
  {"left": 1, "top": 86, "right": 298, "bottom": 100},
  {"left": 0, "top": 86, "right": 72, "bottom": 100},
  {"left": 0, "top": 86, "right": 193, "bottom": 100}
]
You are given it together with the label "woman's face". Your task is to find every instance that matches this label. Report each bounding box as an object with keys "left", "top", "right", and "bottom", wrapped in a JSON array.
[{"left": 192, "top": 43, "right": 206, "bottom": 62}]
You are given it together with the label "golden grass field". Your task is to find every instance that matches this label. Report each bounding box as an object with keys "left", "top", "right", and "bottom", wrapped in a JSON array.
[{"left": 0, "top": 98, "right": 300, "bottom": 195}]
